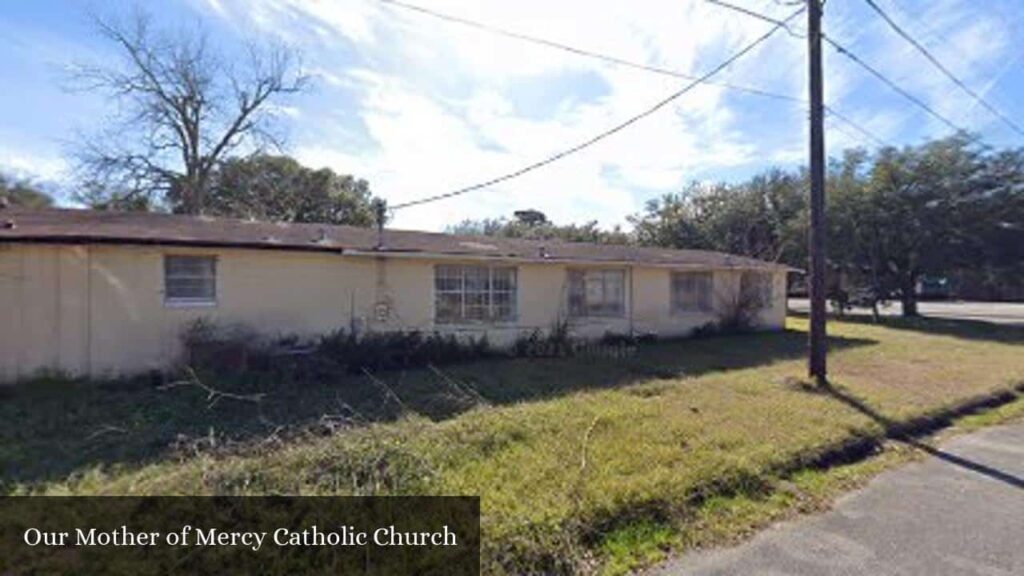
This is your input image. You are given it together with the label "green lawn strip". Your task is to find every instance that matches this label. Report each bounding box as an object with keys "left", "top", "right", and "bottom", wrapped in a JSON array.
[
  {"left": 5, "top": 318, "right": 1023, "bottom": 574},
  {"left": 599, "top": 394, "right": 1024, "bottom": 575}
]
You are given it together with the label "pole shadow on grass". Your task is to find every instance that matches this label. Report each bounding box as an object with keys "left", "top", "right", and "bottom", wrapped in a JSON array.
[
  {"left": 808, "top": 380, "right": 1024, "bottom": 491},
  {"left": 0, "top": 329, "right": 876, "bottom": 489}
]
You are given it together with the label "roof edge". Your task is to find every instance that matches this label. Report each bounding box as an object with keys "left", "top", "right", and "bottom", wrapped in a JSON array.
[
  {"left": 0, "top": 235, "right": 345, "bottom": 254},
  {"left": 0, "top": 236, "right": 793, "bottom": 270},
  {"left": 343, "top": 248, "right": 794, "bottom": 270}
]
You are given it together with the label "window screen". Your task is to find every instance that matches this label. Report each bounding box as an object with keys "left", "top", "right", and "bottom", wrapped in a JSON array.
[
  {"left": 568, "top": 269, "right": 625, "bottom": 317},
  {"left": 434, "top": 265, "right": 517, "bottom": 323},
  {"left": 164, "top": 255, "right": 217, "bottom": 304},
  {"left": 672, "top": 271, "right": 713, "bottom": 312}
]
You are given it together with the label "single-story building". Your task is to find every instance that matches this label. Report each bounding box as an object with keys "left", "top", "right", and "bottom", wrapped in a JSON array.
[{"left": 0, "top": 208, "right": 791, "bottom": 381}]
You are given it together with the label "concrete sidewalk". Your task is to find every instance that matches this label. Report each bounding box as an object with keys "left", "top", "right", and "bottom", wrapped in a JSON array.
[{"left": 652, "top": 423, "right": 1024, "bottom": 575}]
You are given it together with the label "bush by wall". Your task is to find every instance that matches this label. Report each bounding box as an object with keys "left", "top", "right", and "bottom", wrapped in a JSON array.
[
  {"left": 181, "top": 320, "right": 498, "bottom": 378},
  {"left": 181, "top": 319, "right": 652, "bottom": 379}
]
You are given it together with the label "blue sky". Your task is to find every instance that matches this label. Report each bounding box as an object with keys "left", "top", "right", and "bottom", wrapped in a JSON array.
[{"left": 1, "top": 0, "right": 1022, "bottom": 230}]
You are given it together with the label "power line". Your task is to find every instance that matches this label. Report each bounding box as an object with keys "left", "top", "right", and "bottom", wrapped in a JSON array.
[
  {"left": 389, "top": 7, "right": 805, "bottom": 211},
  {"left": 705, "top": 0, "right": 968, "bottom": 135},
  {"left": 862, "top": 0, "right": 1024, "bottom": 138},
  {"left": 380, "top": 0, "right": 803, "bottom": 104},
  {"left": 705, "top": 0, "right": 806, "bottom": 38},
  {"left": 821, "top": 34, "right": 965, "bottom": 134},
  {"left": 382, "top": 0, "right": 887, "bottom": 148},
  {"left": 389, "top": 0, "right": 891, "bottom": 151},
  {"left": 823, "top": 109, "right": 880, "bottom": 145},
  {"left": 825, "top": 108, "right": 887, "bottom": 147}
]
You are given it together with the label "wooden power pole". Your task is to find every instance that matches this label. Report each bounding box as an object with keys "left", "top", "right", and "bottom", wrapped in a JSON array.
[{"left": 807, "top": 0, "right": 828, "bottom": 383}]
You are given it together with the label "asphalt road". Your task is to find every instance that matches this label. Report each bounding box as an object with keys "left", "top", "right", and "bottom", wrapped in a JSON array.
[
  {"left": 788, "top": 299, "right": 1024, "bottom": 325},
  {"left": 652, "top": 423, "right": 1024, "bottom": 576}
]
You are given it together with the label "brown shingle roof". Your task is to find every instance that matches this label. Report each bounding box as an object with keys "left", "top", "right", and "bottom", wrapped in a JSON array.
[{"left": 0, "top": 208, "right": 790, "bottom": 270}]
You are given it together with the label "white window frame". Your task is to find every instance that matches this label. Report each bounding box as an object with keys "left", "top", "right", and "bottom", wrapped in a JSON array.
[
  {"left": 671, "top": 271, "right": 714, "bottom": 313},
  {"left": 164, "top": 255, "right": 217, "bottom": 307},
  {"left": 434, "top": 265, "right": 517, "bottom": 324},
  {"left": 568, "top": 268, "right": 626, "bottom": 318}
]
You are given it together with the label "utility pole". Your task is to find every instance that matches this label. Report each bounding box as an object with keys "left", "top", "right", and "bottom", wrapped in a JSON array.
[{"left": 807, "top": 0, "right": 828, "bottom": 383}]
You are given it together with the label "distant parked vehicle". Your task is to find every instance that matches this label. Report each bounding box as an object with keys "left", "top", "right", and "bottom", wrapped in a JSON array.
[{"left": 917, "top": 277, "right": 951, "bottom": 300}]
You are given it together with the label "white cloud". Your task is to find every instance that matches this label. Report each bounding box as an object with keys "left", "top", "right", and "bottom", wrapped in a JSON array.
[
  {"left": 0, "top": 147, "right": 66, "bottom": 182},
  {"left": 265, "top": 103, "right": 302, "bottom": 119},
  {"left": 196, "top": 0, "right": 1019, "bottom": 230}
]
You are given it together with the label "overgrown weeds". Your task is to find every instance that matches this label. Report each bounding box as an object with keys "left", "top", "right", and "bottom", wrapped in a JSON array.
[
  {"left": 510, "top": 319, "right": 577, "bottom": 357},
  {"left": 184, "top": 317, "right": 650, "bottom": 378},
  {"left": 183, "top": 319, "right": 499, "bottom": 379}
]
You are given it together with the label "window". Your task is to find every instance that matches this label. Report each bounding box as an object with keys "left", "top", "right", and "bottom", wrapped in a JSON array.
[
  {"left": 568, "top": 269, "right": 625, "bottom": 317},
  {"left": 672, "top": 271, "right": 713, "bottom": 313},
  {"left": 435, "top": 265, "right": 517, "bottom": 324},
  {"left": 164, "top": 255, "right": 217, "bottom": 305},
  {"left": 740, "top": 271, "right": 773, "bottom": 309}
]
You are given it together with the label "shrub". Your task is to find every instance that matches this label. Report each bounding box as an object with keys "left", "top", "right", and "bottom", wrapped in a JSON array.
[
  {"left": 318, "top": 329, "right": 495, "bottom": 373},
  {"left": 181, "top": 316, "right": 667, "bottom": 381},
  {"left": 181, "top": 319, "right": 269, "bottom": 374},
  {"left": 182, "top": 319, "right": 499, "bottom": 382},
  {"left": 511, "top": 319, "right": 577, "bottom": 358},
  {"left": 692, "top": 321, "right": 720, "bottom": 338},
  {"left": 709, "top": 280, "right": 768, "bottom": 335},
  {"left": 510, "top": 329, "right": 542, "bottom": 357}
]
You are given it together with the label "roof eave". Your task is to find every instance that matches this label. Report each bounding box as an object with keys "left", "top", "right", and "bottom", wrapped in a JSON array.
[
  {"left": 0, "top": 235, "right": 346, "bottom": 253},
  {"left": 342, "top": 248, "right": 789, "bottom": 270},
  {"left": 1, "top": 233, "right": 793, "bottom": 271}
]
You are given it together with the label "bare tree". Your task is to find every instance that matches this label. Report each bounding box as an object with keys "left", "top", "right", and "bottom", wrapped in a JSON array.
[{"left": 69, "top": 7, "right": 309, "bottom": 213}]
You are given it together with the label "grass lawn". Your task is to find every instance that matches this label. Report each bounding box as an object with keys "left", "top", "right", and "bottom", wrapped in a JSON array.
[{"left": 2, "top": 316, "right": 1023, "bottom": 573}]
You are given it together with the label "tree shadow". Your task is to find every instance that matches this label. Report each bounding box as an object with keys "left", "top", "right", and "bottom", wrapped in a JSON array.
[
  {"left": 1, "top": 329, "right": 876, "bottom": 488},
  {"left": 812, "top": 380, "right": 1024, "bottom": 491},
  {"left": 790, "top": 310, "right": 1024, "bottom": 344}
]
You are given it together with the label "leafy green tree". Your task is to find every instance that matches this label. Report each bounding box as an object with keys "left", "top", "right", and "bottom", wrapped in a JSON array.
[
  {"left": 448, "top": 210, "right": 631, "bottom": 244},
  {"left": 632, "top": 136, "right": 1023, "bottom": 313},
  {"left": 629, "top": 184, "right": 718, "bottom": 251},
  {"left": 0, "top": 173, "right": 54, "bottom": 208},
  {"left": 630, "top": 169, "right": 807, "bottom": 267},
  {"left": 955, "top": 147, "right": 1024, "bottom": 269},
  {"left": 827, "top": 134, "right": 1024, "bottom": 315},
  {"left": 827, "top": 148, "right": 892, "bottom": 315},
  {"left": 935, "top": 144, "right": 1024, "bottom": 301},
  {"left": 205, "top": 155, "right": 378, "bottom": 226}
]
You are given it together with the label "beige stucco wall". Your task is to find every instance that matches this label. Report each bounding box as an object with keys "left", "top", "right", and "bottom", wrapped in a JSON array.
[{"left": 0, "top": 243, "right": 787, "bottom": 382}]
